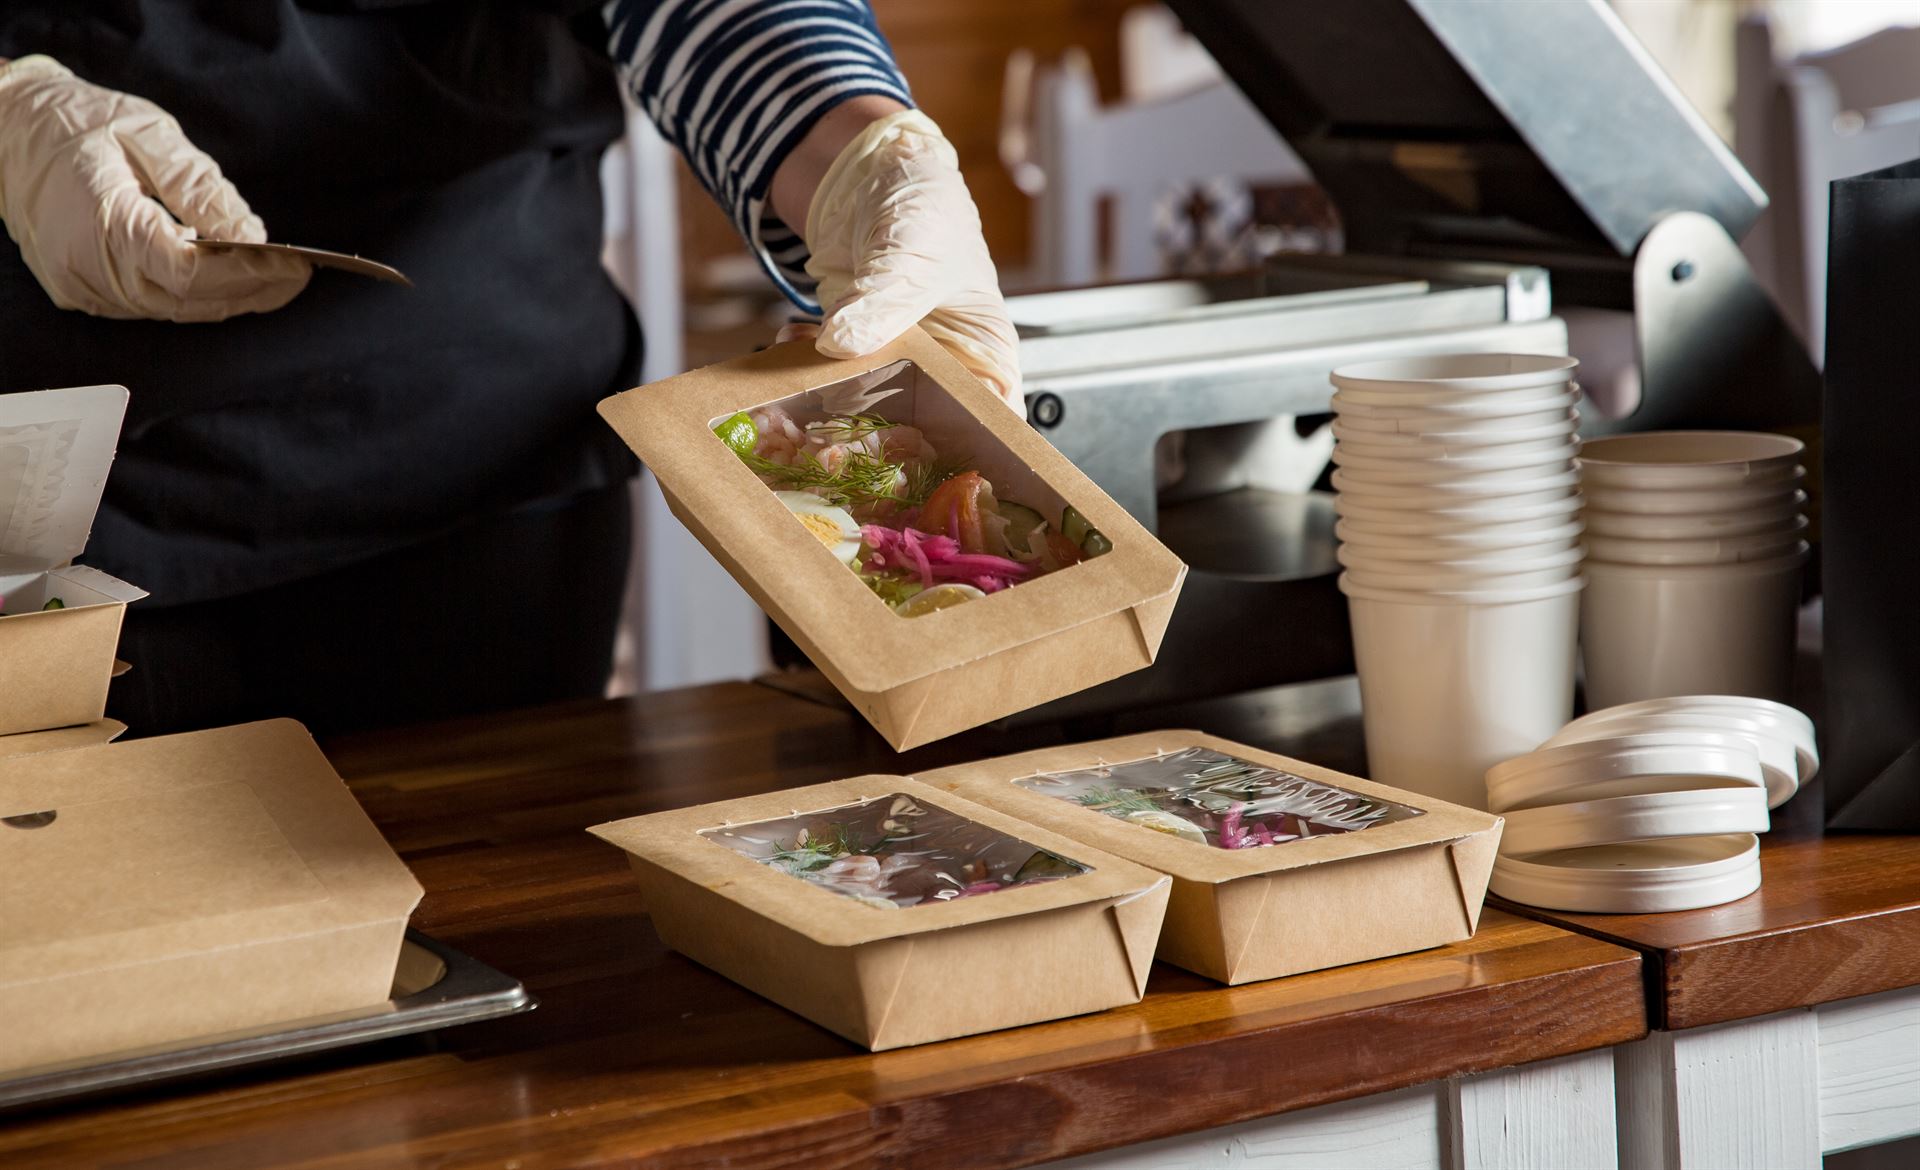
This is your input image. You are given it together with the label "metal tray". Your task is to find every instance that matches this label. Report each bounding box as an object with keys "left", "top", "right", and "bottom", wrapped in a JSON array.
[{"left": 0, "top": 930, "right": 534, "bottom": 1112}]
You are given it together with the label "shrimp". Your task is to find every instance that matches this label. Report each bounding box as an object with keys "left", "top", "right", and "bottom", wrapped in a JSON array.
[{"left": 749, "top": 405, "right": 806, "bottom": 466}]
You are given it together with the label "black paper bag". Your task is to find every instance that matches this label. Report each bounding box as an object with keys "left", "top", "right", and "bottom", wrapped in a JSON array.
[{"left": 1824, "top": 159, "right": 1920, "bottom": 830}]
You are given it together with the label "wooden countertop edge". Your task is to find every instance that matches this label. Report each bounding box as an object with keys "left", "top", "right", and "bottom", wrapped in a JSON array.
[
  {"left": 1492, "top": 897, "right": 1920, "bottom": 1030},
  {"left": 629, "top": 950, "right": 1647, "bottom": 1170}
]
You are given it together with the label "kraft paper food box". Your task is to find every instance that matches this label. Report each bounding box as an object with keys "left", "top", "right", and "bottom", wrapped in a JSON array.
[
  {"left": 924, "top": 731, "right": 1504, "bottom": 985},
  {"left": 0, "top": 720, "right": 424, "bottom": 1075},
  {"left": 0, "top": 386, "right": 148, "bottom": 737},
  {"left": 589, "top": 777, "right": 1170, "bottom": 1051},
  {"left": 597, "top": 327, "right": 1187, "bottom": 751}
]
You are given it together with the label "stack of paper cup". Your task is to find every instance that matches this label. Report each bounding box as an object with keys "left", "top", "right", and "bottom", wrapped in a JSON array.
[
  {"left": 1330, "top": 354, "right": 1585, "bottom": 810},
  {"left": 1577, "top": 433, "right": 1809, "bottom": 709},
  {"left": 1483, "top": 695, "right": 1817, "bottom": 913}
]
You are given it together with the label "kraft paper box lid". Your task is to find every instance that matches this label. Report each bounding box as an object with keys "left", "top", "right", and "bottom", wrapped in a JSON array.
[
  {"left": 590, "top": 777, "right": 1170, "bottom": 1050},
  {"left": 0, "top": 385, "right": 143, "bottom": 584},
  {"left": 0, "top": 719, "right": 425, "bottom": 989},
  {"left": 0, "top": 719, "right": 126, "bottom": 760},
  {"left": 597, "top": 328, "right": 1187, "bottom": 750},
  {"left": 921, "top": 731, "right": 1504, "bottom": 984},
  {"left": 0, "top": 386, "right": 149, "bottom": 738}
]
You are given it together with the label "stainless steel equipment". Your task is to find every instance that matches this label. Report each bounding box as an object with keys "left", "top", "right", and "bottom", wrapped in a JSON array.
[
  {"left": 1005, "top": 259, "right": 1564, "bottom": 719},
  {"left": 0, "top": 930, "right": 534, "bottom": 1111},
  {"left": 1001, "top": 0, "right": 1819, "bottom": 723}
]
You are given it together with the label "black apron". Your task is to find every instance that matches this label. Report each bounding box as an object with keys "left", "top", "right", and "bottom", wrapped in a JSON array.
[{"left": 0, "top": 0, "right": 638, "bottom": 606}]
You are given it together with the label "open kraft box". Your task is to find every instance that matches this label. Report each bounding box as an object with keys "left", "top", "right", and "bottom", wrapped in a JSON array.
[
  {"left": 0, "top": 719, "right": 424, "bottom": 1075},
  {"left": 0, "top": 385, "right": 148, "bottom": 736},
  {"left": 597, "top": 328, "right": 1187, "bottom": 750},
  {"left": 922, "top": 731, "right": 1504, "bottom": 985},
  {"left": 589, "top": 777, "right": 1170, "bottom": 1051}
]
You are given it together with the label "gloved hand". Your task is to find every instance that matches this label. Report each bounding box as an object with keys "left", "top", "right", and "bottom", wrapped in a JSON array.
[
  {"left": 0, "top": 55, "right": 309, "bottom": 322},
  {"left": 802, "top": 110, "right": 1023, "bottom": 413}
]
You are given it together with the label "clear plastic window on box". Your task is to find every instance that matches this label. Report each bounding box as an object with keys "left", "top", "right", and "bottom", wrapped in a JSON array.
[
  {"left": 1016, "top": 747, "right": 1425, "bottom": 850},
  {"left": 713, "top": 360, "right": 1112, "bottom": 618},
  {"left": 702, "top": 793, "right": 1091, "bottom": 909}
]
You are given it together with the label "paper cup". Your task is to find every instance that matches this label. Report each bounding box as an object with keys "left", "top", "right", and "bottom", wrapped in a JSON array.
[
  {"left": 1331, "top": 353, "right": 1580, "bottom": 394},
  {"left": 1579, "top": 471, "right": 1805, "bottom": 516},
  {"left": 1584, "top": 516, "right": 1809, "bottom": 566},
  {"left": 1581, "top": 495, "right": 1808, "bottom": 540},
  {"left": 1577, "top": 431, "right": 1804, "bottom": 489},
  {"left": 1331, "top": 444, "right": 1577, "bottom": 483},
  {"left": 1335, "top": 518, "right": 1584, "bottom": 559},
  {"left": 1335, "top": 493, "right": 1585, "bottom": 535},
  {"left": 1331, "top": 398, "right": 1580, "bottom": 434},
  {"left": 1333, "top": 383, "right": 1573, "bottom": 414},
  {"left": 1581, "top": 545, "right": 1809, "bottom": 709},
  {"left": 1343, "top": 573, "right": 1583, "bottom": 810},
  {"left": 1332, "top": 423, "right": 1577, "bottom": 462},
  {"left": 1339, "top": 545, "right": 1585, "bottom": 590},
  {"left": 1484, "top": 730, "right": 1769, "bottom": 813},
  {"left": 1332, "top": 467, "right": 1580, "bottom": 509}
]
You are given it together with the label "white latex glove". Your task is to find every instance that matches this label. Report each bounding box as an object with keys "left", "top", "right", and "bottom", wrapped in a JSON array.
[
  {"left": 804, "top": 110, "right": 1022, "bottom": 413},
  {"left": 0, "top": 55, "right": 309, "bottom": 323}
]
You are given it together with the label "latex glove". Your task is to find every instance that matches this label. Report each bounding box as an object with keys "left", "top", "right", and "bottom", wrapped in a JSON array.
[
  {"left": 0, "top": 55, "right": 309, "bottom": 322},
  {"left": 804, "top": 110, "right": 1022, "bottom": 413}
]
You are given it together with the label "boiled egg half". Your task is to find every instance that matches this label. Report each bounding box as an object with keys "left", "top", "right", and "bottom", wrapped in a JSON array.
[{"left": 775, "top": 491, "right": 863, "bottom": 565}]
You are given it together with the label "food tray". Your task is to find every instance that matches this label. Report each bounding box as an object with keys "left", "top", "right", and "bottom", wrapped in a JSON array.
[{"left": 0, "top": 930, "right": 533, "bottom": 1111}]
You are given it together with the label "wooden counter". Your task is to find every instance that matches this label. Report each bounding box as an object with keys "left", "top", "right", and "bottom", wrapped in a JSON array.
[{"left": 0, "top": 681, "right": 1645, "bottom": 1170}]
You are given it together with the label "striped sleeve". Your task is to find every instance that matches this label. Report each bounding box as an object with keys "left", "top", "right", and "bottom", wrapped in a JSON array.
[{"left": 603, "top": 0, "right": 913, "bottom": 314}]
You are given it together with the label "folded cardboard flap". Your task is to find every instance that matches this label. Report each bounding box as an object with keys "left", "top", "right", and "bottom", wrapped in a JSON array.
[
  {"left": 0, "top": 718, "right": 126, "bottom": 760},
  {"left": 598, "top": 329, "right": 1186, "bottom": 750},
  {"left": 919, "top": 730, "right": 1505, "bottom": 985}
]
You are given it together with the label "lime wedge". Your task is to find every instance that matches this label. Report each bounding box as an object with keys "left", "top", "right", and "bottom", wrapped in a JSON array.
[{"left": 713, "top": 412, "right": 757, "bottom": 457}]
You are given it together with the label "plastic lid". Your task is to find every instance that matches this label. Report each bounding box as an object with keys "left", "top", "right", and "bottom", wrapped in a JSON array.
[
  {"left": 1500, "top": 786, "right": 1769, "bottom": 857},
  {"left": 1545, "top": 713, "right": 1800, "bottom": 808},
  {"left": 1484, "top": 730, "right": 1764, "bottom": 812},
  {"left": 1489, "top": 834, "right": 1761, "bottom": 913},
  {"left": 1565, "top": 696, "right": 1817, "bottom": 786},
  {"left": 0, "top": 386, "right": 129, "bottom": 574}
]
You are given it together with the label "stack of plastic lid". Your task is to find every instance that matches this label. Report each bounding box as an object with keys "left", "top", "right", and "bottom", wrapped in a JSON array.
[
  {"left": 1328, "top": 353, "right": 1585, "bottom": 811},
  {"left": 1483, "top": 695, "right": 1817, "bottom": 913},
  {"left": 1577, "top": 432, "right": 1809, "bottom": 709}
]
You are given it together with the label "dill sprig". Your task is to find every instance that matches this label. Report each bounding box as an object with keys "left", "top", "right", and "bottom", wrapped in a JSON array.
[
  {"left": 740, "top": 447, "right": 907, "bottom": 508},
  {"left": 1074, "top": 787, "right": 1164, "bottom": 816},
  {"left": 901, "top": 456, "right": 969, "bottom": 508},
  {"left": 805, "top": 412, "right": 894, "bottom": 442}
]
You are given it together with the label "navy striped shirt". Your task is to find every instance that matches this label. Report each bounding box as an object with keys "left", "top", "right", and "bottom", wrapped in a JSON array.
[{"left": 603, "top": 0, "right": 913, "bottom": 314}]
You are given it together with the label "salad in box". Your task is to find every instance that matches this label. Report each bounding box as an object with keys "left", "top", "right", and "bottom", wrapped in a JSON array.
[
  {"left": 597, "top": 328, "right": 1186, "bottom": 750},
  {"left": 0, "top": 386, "right": 148, "bottom": 736},
  {"left": 924, "top": 731, "right": 1504, "bottom": 985},
  {"left": 589, "top": 777, "right": 1169, "bottom": 1051}
]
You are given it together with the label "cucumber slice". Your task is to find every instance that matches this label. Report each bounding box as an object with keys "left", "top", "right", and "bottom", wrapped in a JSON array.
[
  {"left": 1081, "top": 530, "right": 1113, "bottom": 558},
  {"left": 997, "top": 500, "right": 1045, "bottom": 555},
  {"left": 1061, "top": 505, "right": 1091, "bottom": 546}
]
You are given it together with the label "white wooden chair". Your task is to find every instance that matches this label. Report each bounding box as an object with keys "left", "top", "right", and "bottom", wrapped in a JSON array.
[
  {"left": 1001, "top": 37, "right": 1312, "bottom": 287},
  {"left": 600, "top": 105, "right": 770, "bottom": 695},
  {"left": 1735, "top": 16, "right": 1920, "bottom": 366}
]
